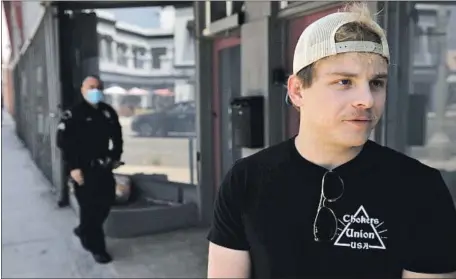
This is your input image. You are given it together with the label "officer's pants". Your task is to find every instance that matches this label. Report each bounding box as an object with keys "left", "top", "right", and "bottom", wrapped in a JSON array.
[
  {"left": 74, "top": 168, "right": 115, "bottom": 254},
  {"left": 58, "top": 175, "right": 70, "bottom": 204}
]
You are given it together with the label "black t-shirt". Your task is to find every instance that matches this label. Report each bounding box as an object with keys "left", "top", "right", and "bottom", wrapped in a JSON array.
[{"left": 207, "top": 138, "right": 456, "bottom": 278}]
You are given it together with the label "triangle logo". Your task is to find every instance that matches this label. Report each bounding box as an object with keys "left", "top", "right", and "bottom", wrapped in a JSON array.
[{"left": 334, "top": 205, "right": 387, "bottom": 250}]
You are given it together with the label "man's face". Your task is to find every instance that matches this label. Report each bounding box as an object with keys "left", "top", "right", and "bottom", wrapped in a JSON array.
[
  {"left": 81, "top": 76, "right": 101, "bottom": 97},
  {"left": 287, "top": 52, "right": 388, "bottom": 147}
]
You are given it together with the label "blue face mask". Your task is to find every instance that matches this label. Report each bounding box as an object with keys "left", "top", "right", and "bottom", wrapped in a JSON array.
[{"left": 85, "top": 89, "right": 104, "bottom": 105}]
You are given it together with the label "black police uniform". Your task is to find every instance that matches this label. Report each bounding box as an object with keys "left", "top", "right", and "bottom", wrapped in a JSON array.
[{"left": 56, "top": 100, "right": 123, "bottom": 256}]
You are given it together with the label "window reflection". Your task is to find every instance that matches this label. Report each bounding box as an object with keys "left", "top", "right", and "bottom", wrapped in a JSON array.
[
  {"left": 409, "top": 3, "right": 456, "bottom": 198},
  {"left": 95, "top": 6, "right": 197, "bottom": 185}
]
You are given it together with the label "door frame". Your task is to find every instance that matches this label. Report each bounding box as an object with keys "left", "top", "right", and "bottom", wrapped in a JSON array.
[
  {"left": 212, "top": 35, "right": 241, "bottom": 188},
  {"left": 45, "top": 7, "right": 64, "bottom": 191}
]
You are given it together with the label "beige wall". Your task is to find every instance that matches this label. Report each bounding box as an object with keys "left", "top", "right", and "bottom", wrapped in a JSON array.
[{"left": 2, "top": 66, "right": 15, "bottom": 116}]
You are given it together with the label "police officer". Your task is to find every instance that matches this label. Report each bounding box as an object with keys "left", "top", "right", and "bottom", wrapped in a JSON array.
[{"left": 56, "top": 75, "right": 123, "bottom": 264}]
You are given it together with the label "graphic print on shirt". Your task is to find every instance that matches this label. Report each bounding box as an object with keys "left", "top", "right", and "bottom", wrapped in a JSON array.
[{"left": 334, "top": 205, "right": 387, "bottom": 250}]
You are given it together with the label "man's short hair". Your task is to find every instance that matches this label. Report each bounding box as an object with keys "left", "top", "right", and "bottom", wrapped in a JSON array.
[{"left": 83, "top": 74, "right": 104, "bottom": 90}]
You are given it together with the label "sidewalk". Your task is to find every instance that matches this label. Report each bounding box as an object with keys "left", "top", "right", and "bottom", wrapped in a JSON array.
[{"left": 1, "top": 111, "right": 208, "bottom": 278}]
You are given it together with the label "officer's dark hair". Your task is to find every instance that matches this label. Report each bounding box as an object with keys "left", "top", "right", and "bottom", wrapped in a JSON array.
[{"left": 84, "top": 74, "right": 104, "bottom": 90}]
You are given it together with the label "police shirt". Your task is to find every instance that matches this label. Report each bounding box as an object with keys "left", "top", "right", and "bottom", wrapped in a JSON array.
[
  {"left": 207, "top": 137, "right": 456, "bottom": 278},
  {"left": 57, "top": 101, "right": 123, "bottom": 170}
]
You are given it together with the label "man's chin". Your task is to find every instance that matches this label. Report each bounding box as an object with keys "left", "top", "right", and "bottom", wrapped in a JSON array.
[{"left": 337, "top": 133, "right": 371, "bottom": 148}]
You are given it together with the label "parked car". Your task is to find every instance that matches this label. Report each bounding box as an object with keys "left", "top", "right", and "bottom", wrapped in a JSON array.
[{"left": 131, "top": 101, "right": 196, "bottom": 137}]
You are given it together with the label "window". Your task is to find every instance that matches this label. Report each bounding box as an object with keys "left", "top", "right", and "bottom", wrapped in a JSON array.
[
  {"left": 106, "top": 37, "right": 113, "bottom": 62},
  {"left": 117, "top": 44, "right": 128, "bottom": 66},
  {"left": 98, "top": 35, "right": 113, "bottom": 62},
  {"left": 133, "top": 47, "right": 146, "bottom": 69},
  {"left": 151, "top": 47, "right": 167, "bottom": 69},
  {"left": 413, "top": 25, "right": 429, "bottom": 65},
  {"left": 414, "top": 26, "right": 423, "bottom": 55},
  {"left": 427, "top": 26, "right": 439, "bottom": 64},
  {"left": 407, "top": 3, "right": 456, "bottom": 180},
  {"left": 98, "top": 35, "right": 105, "bottom": 61},
  {"left": 184, "top": 21, "right": 195, "bottom": 63}
]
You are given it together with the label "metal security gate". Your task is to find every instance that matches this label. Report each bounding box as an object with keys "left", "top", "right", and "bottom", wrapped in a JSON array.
[
  {"left": 12, "top": 7, "right": 63, "bottom": 188},
  {"left": 34, "top": 15, "right": 52, "bottom": 181},
  {"left": 45, "top": 7, "right": 64, "bottom": 191}
]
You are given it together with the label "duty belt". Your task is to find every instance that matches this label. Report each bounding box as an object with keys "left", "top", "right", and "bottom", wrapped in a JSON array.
[{"left": 89, "top": 158, "right": 112, "bottom": 168}]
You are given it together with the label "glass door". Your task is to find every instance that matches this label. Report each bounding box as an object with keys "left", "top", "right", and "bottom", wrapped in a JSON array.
[{"left": 218, "top": 44, "right": 242, "bottom": 180}]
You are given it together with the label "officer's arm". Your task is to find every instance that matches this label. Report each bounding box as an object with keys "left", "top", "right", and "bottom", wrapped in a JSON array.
[
  {"left": 109, "top": 108, "right": 123, "bottom": 161},
  {"left": 56, "top": 111, "right": 82, "bottom": 170}
]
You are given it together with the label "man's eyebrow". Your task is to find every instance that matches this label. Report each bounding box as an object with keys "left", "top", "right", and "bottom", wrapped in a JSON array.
[
  {"left": 372, "top": 73, "right": 388, "bottom": 79},
  {"left": 325, "top": 71, "right": 388, "bottom": 79},
  {"left": 325, "top": 71, "right": 359, "bottom": 77}
]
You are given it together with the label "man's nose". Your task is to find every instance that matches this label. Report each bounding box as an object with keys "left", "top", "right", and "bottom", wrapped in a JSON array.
[{"left": 352, "top": 84, "right": 374, "bottom": 108}]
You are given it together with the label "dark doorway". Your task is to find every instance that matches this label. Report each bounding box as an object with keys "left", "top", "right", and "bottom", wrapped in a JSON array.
[{"left": 58, "top": 10, "right": 99, "bottom": 109}]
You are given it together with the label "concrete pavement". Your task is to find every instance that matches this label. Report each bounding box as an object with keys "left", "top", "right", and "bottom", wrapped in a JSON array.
[{"left": 1, "top": 111, "right": 208, "bottom": 278}]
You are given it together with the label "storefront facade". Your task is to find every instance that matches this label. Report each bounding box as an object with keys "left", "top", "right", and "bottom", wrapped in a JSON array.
[
  {"left": 7, "top": 0, "right": 455, "bottom": 230},
  {"left": 195, "top": 1, "right": 456, "bottom": 225}
]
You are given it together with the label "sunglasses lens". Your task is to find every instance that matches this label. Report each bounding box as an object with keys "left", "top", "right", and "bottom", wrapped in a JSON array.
[
  {"left": 323, "top": 172, "right": 344, "bottom": 201},
  {"left": 315, "top": 207, "right": 337, "bottom": 241}
]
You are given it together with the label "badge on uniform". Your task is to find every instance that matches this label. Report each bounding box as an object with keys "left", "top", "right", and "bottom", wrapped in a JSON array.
[
  {"left": 58, "top": 122, "right": 66, "bottom": 130},
  {"left": 62, "top": 110, "right": 72, "bottom": 120},
  {"left": 103, "top": 110, "right": 111, "bottom": 119}
]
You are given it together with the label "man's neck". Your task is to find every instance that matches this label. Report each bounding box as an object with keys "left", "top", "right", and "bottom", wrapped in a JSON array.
[
  {"left": 84, "top": 100, "right": 99, "bottom": 109},
  {"left": 294, "top": 132, "right": 364, "bottom": 170}
]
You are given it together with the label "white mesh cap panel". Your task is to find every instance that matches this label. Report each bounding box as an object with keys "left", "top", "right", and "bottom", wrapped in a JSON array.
[{"left": 292, "top": 12, "right": 390, "bottom": 74}]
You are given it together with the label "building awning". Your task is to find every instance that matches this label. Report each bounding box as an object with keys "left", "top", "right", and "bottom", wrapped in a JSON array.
[
  {"left": 154, "top": 89, "right": 174, "bottom": 97},
  {"left": 128, "top": 87, "right": 149, "bottom": 96},
  {"left": 104, "top": 86, "right": 127, "bottom": 95},
  {"left": 52, "top": 1, "right": 192, "bottom": 11},
  {"left": 448, "top": 74, "right": 456, "bottom": 84}
]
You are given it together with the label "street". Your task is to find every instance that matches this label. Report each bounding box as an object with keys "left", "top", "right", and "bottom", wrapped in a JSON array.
[{"left": 1, "top": 112, "right": 207, "bottom": 278}]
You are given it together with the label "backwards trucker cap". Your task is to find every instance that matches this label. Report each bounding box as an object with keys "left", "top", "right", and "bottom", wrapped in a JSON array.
[
  {"left": 286, "top": 11, "right": 390, "bottom": 104},
  {"left": 293, "top": 11, "right": 390, "bottom": 74}
]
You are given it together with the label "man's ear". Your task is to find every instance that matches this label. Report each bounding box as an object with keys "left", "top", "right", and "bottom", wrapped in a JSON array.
[{"left": 287, "top": 75, "right": 304, "bottom": 107}]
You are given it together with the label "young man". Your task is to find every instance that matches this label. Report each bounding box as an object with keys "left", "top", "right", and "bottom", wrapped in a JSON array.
[
  {"left": 57, "top": 75, "right": 123, "bottom": 264},
  {"left": 207, "top": 3, "right": 456, "bottom": 279}
]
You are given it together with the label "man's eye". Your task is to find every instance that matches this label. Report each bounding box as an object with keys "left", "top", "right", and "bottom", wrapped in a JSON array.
[
  {"left": 337, "top": 79, "right": 352, "bottom": 86},
  {"left": 370, "top": 80, "right": 386, "bottom": 88}
]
